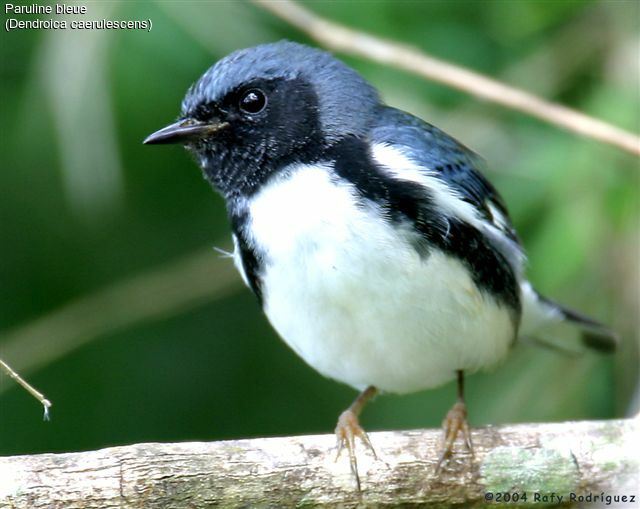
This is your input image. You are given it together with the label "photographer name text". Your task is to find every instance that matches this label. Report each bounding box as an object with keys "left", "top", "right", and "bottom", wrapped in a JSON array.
[{"left": 484, "top": 491, "right": 636, "bottom": 505}]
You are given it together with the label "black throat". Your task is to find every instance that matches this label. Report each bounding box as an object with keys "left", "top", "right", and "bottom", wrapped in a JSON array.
[{"left": 193, "top": 77, "right": 326, "bottom": 201}]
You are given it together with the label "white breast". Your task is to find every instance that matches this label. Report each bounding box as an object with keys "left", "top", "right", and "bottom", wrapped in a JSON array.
[{"left": 243, "top": 164, "right": 515, "bottom": 394}]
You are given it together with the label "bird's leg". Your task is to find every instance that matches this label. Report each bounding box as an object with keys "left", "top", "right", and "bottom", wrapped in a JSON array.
[
  {"left": 435, "top": 370, "right": 473, "bottom": 472},
  {"left": 335, "top": 385, "right": 378, "bottom": 490}
]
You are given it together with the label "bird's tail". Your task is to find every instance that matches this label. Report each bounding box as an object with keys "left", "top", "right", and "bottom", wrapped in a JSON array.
[{"left": 519, "top": 282, "right": 618, "bottom": 354}]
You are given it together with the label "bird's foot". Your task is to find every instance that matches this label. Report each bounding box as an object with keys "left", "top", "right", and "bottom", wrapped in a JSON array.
[
  {"left": 435, "top": 400, "right": 473, "bottom": 473},
  {"left": 335, "top": 408, "right": 377, "bottom": 491}
]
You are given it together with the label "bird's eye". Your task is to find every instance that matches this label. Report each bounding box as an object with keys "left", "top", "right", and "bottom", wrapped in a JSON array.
[{"left": 239, "top": 89, "right": 267, "bottom": 114}]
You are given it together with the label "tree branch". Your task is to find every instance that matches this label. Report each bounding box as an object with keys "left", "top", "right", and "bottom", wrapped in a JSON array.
[
  {"left": 252, "top": 0, "right": 640, "bottom": 157},
  {"left": 1, "top": 418, "right": 637, "bottom": 508}
]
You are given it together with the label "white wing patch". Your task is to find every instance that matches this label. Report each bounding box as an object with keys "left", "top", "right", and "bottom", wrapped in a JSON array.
[
  {"left": 372, "top": 142, "right": 526, "bottom": 275},
  {"left": 486, "top": 201, "right": 510, "bottom": 233},
  {"left": 372, "top": 143, "right": 482, "bottom": 226}
]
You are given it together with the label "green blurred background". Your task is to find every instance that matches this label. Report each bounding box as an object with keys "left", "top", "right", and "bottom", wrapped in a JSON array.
[{"left": 1, "top": 0, "right": 638, "bottom": 456}]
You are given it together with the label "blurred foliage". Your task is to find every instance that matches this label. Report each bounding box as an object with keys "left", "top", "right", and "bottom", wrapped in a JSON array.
[{"left": 0, "top": 0, "right": 638, "bottom": 456}]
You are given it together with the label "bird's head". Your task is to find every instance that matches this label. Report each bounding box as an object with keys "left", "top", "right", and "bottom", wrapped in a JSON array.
[{"left": 144, "top": 41, "right": 380, "bottom": 198}]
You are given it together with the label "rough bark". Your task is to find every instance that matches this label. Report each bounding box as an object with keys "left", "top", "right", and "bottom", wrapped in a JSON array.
[{"left": 1, "top": 418, "right": 637, "bottom": 508}]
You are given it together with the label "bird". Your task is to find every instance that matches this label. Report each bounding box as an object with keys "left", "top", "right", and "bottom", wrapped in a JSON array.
[{"left": 144, "top": 41, "right": 617, "bottom": 486}]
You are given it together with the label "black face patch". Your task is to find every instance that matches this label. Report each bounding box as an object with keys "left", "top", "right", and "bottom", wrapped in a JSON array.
[
  {"left": 329, "top": 136, "right": 521, "bottom": 318},
  {"left": 190, "top": 77, "right": 325, "bottom": 199}
]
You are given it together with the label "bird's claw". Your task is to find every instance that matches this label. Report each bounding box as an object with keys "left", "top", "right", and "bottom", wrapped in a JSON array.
[
  {"left": 435, "top": 400, "right": 473, "bottom": 473},
  {"left": 335, "top": 408, "right": 377, "bottom": 490}
]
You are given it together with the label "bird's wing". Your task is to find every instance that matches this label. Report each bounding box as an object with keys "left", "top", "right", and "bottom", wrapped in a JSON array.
[
  {"left": 369, "top": 106, "right": 525, "bottom": 273},
  {"left": 370, "top": 108, "right": 617, "bottom": 353}
]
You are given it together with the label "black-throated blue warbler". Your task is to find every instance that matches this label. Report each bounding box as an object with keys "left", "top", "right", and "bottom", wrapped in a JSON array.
[{"left": 144, "top": 41, "right": 616, "bottom": 484}]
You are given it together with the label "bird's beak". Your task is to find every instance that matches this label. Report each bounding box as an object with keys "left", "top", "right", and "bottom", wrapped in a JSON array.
[{"left": 143, "top": 118, "right": 229, "bottom": 145}]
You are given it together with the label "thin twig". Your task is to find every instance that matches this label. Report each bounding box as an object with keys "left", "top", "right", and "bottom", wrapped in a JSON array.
[
  {"left": 0, "top": 358, "right": 52, "bottom": 420},
  {"left": 252, "top": 0, "right": 640, "bottom": 157}
]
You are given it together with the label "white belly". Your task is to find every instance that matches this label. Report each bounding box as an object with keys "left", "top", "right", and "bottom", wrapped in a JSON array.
[{"left": 243, "top": 165, "right": 515, "bottom": 394}]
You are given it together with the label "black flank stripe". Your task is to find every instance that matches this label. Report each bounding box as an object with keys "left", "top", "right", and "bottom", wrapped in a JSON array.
[
  {"left": 230, "top": 210, "right": 264, "bottom": 306},
  {"left": 330, "top": 136, "right": 521, "bottom": 317}
]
